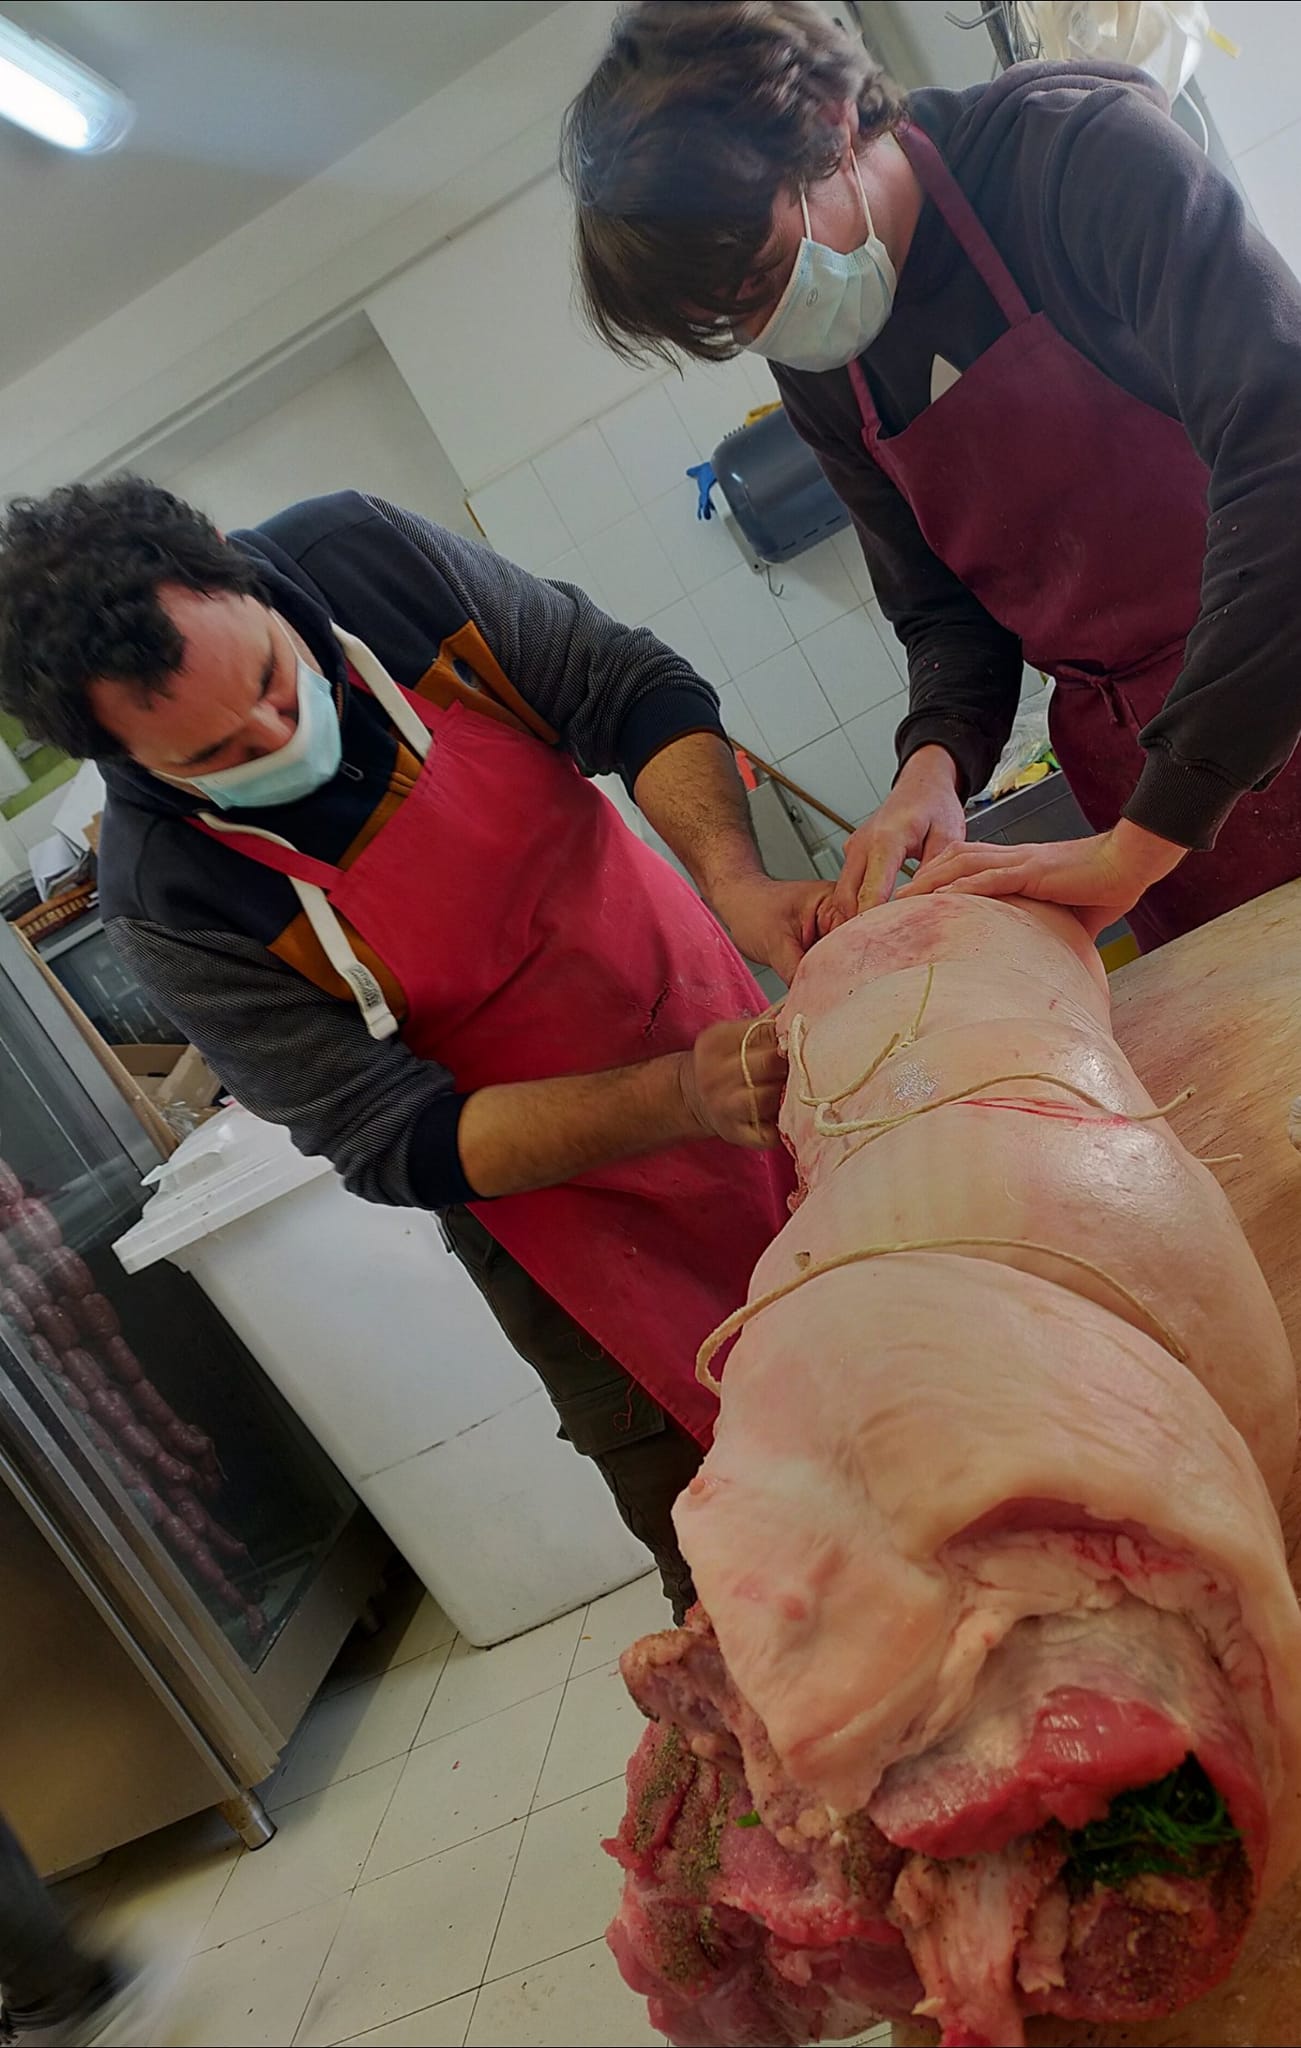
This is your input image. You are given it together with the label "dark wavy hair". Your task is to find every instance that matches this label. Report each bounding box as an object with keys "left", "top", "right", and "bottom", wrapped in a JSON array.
[
  {"left": 561, "top": 0, "right": 905, "bottom": 364},
  {"left": 0, "top": 474, "right": 265, "bottom": 760}
]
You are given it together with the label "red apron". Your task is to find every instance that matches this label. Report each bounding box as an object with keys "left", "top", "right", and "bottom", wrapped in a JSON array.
[
  {"left": 847, "top": 124, "right": 1301, "bottom": 949},
  {"left": 193, "top": 632, "right": 792, "bottom": 1445}
]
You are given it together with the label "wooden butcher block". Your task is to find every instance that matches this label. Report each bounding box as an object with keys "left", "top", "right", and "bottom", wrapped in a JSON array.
[{"left": 896, "top": 879, "right": 1301, "bottom": 2048}]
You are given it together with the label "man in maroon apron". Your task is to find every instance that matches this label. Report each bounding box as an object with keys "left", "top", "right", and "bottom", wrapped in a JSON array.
[
  {"left": 564, "top": 6, "right": 1301, "bottom": 950},
  {"left": 0, "top": 479, "right": 827, "bottom": 1620}
]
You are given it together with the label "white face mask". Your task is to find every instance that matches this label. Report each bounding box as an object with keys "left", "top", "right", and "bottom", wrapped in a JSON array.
[
  {"left": 188, "top": 655, "right": 341, "bottom": 811},
  {"left": 744, "top": 152, "right": 897, "bottom": 374}
]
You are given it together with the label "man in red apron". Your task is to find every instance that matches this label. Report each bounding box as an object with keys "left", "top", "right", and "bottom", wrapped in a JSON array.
[
  {"left": 0, "top": 480, "right": 825, "bottom": 1619},
  {"left": 564, "top": 7, "right": 1301, "bottom": 950}
]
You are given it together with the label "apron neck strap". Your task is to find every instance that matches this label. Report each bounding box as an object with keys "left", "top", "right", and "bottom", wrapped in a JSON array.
[
  {"left": 331, "top": 625, "right": 435, "bottom": 759},
  {"left": 897, "top": 123, "right": 1032, "bottom": 329}
]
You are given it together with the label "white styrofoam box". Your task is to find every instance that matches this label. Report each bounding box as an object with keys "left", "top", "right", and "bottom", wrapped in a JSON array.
[
  {"left": 800, "top": 604, "right": 903, "bottom": 724},
  {"left": 777, "top": 730, "right": 878, "bottom": 835},
  {"left": 644, "top": 486, "right": 745, "bottom": 594},
  {"left": 845, "top": 690, "right": 909, "bottom": 802},
  {"left": 541, "top": 547, "right": 611, "bottom": 613},
  {"left": 665, "top": 355, "right": 764, "bottom": 458},
  {"left": 533, "top": 423, "right": 636, "bottom": 545},
  {"left": 691, "top": 562, "right": 792, "bottom": 675},
  {"left": 733, "top": 644, "right": 838, "bottom": 760},
  {"left": 599, "top": 384, "right": 700, "bottom": 507},
  {"left": 582, "top": 509, "right": 684, "bottom": 624},
  {"left": 714, "top": 681, "right": 771, "bottom": 759},
  {"left": 833, "top": 525, "right": 875, "bottom": 604},
  {"left": 367, "top": 1393, "right": 649, "bottom": 1647},
  {"left": 641, "top": 596, "right": 729, "bottom": 684},
  {"left": 771, "top": 538, "right": 859, "bottom": 642},
  {"left": 470, "top": 464, "right": 571, "bottom": 572}
]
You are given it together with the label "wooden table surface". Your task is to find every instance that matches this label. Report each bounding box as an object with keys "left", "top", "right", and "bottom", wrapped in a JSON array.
[{"left": 897, "top": 880, "right": 1301, "bottom": 2048}]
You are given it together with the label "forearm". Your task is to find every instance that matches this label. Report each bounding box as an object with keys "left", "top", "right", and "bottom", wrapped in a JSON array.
[
  {"left": 632, "top": 731, "right": 764, "bottom": 898},
  {"left": 457, "top": 1056, "right": 699, "bottom": 1198}
]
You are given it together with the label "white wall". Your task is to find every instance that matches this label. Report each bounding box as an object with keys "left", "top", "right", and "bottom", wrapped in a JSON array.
[
  {"left": 160, "top": 343, "right": 474, "bottom": 538},
  {"left": 0, "top": 1, "right": 618, "bottom": 499},
  {"left": 461, "top": 353, "right": 915, "bottom": 877},
  {"left": 1198, "top": 1, "right": 1301, "bottom": 277},
  {"left": 368, "top": 175, "right": 656, "bottom": 493}
]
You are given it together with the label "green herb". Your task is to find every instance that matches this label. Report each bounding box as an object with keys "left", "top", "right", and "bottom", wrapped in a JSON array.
[
  {"left": 735, "top": 1810, "right": 762, "bottom": 1829},
  {"left": 1063, "top": 1754, "right": 1238, "bottom": 1894}
]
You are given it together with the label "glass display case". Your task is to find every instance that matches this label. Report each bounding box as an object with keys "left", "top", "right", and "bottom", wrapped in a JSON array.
[{"left": 0, "top": 917, "right": 386, "bottom": 1875}]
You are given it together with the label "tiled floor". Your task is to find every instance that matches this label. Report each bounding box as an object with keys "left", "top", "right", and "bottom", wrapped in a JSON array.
[{"left": 57, "top": 1570, "right": 893, "bottom": 2047}]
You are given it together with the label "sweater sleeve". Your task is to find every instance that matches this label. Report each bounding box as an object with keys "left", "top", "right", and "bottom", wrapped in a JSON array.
[
  {"left": 107, "top": 917, "right": 475, "bottom": 1212},
  {"left": 1044, "top": 86, "right": 1301, "bottom": 846},
  {"left": 364, "top": 497, "right": 725, "bottom": 788},
  {"left": 776, "top": 375, "right": 1024, "bottom": 801}
]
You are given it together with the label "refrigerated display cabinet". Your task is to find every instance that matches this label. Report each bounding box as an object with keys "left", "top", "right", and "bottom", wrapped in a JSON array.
[{"left": 0, "top": 916, "right": 386, "bottom": 1875}]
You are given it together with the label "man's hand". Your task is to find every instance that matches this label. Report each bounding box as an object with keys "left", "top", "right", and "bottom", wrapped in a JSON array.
[
  {"left": 820, "top": 746, "right": 965, "bottom": 935},
  {"left": 677, "top": 1014, "right": 786, "bottom": 1150},
  {"left": 896, "top": 818, "right": 1186, "bottom": 931},
  {"left": 709, "top": 874, "right": 829, "bottom": 985}
]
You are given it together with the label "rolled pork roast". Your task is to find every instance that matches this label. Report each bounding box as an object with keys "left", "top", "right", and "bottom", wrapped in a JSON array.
[{"left": 605, "top": 896, "right": 1301, "bottom": 2048}]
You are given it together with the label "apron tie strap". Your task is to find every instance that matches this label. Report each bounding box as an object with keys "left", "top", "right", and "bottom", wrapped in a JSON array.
[{"left": 897, "top": 124, "right": 1032, "bottom": 328}]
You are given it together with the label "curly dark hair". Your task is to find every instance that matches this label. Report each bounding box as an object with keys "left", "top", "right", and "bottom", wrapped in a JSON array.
[
  {"left": 561, "top": 0, "right": 905, "bottom": 365},
  {"left": 0, "top": 474, "right": 266, "bottom": 760}
]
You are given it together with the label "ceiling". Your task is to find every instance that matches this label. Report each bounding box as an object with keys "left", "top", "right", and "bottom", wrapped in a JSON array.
[{"left": 0, "top": 1, "right": 564, "bottom": 380}]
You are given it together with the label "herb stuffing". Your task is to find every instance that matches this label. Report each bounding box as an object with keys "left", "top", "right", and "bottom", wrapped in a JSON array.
[{"left": 1063, "top": 1755, "right": 1239, "bottom": 1893}]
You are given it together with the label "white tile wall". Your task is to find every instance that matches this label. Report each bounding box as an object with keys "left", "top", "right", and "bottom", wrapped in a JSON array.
[
  {"left": 533, "top": 425, "right": 635, "bottom": 545},
  {"left": 466, "top": 363, "right": 931, "bottom": 856},
  {"left": 733, "top": 645, "right": 837, "bottom": 760}
]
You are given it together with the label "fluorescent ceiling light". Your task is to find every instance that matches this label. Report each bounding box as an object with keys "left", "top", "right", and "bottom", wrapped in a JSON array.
[{"left": 0, "top": 13, "right": 133, "bottom": 153}]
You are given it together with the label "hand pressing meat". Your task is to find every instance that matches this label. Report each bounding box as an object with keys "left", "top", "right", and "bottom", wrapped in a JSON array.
[{"left": 606, "top": 895, "right": 1301, "bottom": 2048}]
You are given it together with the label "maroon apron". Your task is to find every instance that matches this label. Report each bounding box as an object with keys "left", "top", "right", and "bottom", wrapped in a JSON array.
[
  {"left": 193, "top": 633, "right": 793, "bottom": 1446},
  {"left": 846, "top": 124, "right": 1301, "bottom": 949}
]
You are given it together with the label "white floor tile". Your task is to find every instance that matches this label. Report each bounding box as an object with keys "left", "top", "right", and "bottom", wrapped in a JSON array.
[
  {"left": 94, "top": 1810, "right": 242, "bottom": 1963},
  {"left": 486, "top": 1780, "right": 627, "bottom": 1981},
  {"left": 172, "top": 1895, "right": 347, "bottom": 2048},
  {"left": 203, "top": 1758, "right": 403, "bottom": 1949},
  {"left": 417, "top": 1612, "right": 582, "bottom": 1745},
  {"left": 468, "top": 1937, "right": 661, "bottom": 2047},
  {"left": 296, "top": 1824, "right": 523, "bottom": 2047},
  {"left": 365, "top": 1692, "right": 561, "bottom": 1882},
  {"left": 571, "top": 1573, "right": 669, "bottom": 1679},
  {"left": 326, "top": 1589, "right": 458, "bottom": 1698},
  {"left": 340, "top": 1991, "right": 476, "bottom": 2046},
  {"left": 533, "top": 1667, "right": 645, "bottom": 1810},
  {"left": 269, "top": 1648, "right": 451, "bottom": 1809}
]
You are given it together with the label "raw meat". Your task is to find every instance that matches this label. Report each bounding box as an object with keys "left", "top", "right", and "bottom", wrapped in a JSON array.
[{"left": 606, "top": 896, "right": 1301, "bottom": 2047}]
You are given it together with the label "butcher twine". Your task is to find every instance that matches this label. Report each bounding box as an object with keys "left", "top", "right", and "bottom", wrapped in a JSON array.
[
  {"left": 699, "top": 962, "right": 1199, "bottom": 1396},
  {"left": 696, "top": 1233, "right": 1189, "bottom": 1394}
]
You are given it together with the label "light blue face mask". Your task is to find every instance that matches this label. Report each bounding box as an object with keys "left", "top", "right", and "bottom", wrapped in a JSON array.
[
  {"left": 189, "top": 655, "right": 342, "bottom": 811},
  {"left": 745, "top": 152, "right": 897, "bottom": 374}
]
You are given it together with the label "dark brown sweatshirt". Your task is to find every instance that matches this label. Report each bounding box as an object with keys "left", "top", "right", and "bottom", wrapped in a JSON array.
[{"left": 775, "top": 61, "right": 1301, "bottom": 849}]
